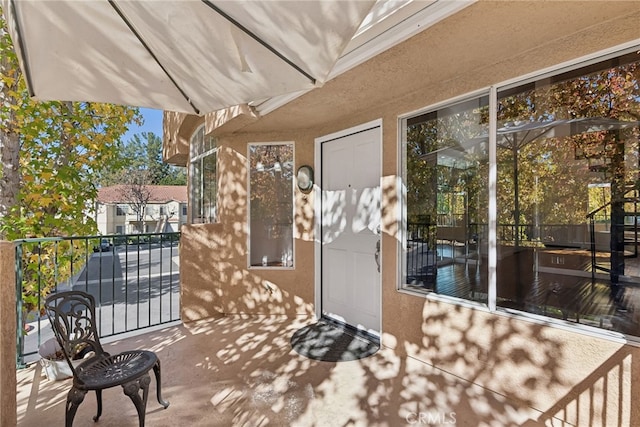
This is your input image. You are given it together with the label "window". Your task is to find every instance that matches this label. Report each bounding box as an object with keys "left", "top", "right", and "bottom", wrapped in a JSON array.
[
  {"left": 401, "top": 48, "right": 640, "bottom": 337},
  {"left": 402, "top": 95, "right": 489, "bottom": 303},
  {"left": 116, "top": 205, "right": 128, "bottom": 216},
  {"left": 159, "top": 206, "right": 165, "bottom": 216},
  {"left": 248, "top": 143, "right": 294, "bottom": 267},
  {"left": 182, "top": 205, "right": 187, "bottom": 216},
  {"left": 189, "top": 125, "right": 217, "bottom": 224},
  {"left": 495, "top": 51, "right": 640, "bottom": 335},
  {"left": 116, "top": 225, "right": 123, "bottom": 234}
]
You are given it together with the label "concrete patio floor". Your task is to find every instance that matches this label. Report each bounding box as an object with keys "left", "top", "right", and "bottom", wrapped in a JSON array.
[{"left": 16, "top": 316, "right": 548, "bottom": 426}]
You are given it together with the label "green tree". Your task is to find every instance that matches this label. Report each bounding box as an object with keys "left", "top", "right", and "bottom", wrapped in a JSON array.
[
  {"left": 12, "top": 101, "right": 141, "bottom": 238},
  {"left": 1, "top": 12, "right": 141, "bottom": 238},
  {"left": 100, "top": 131, "right": 186, "bottom": 186},
  {"left": 1, "top": 8, "right": 141, "bottom": 311}
]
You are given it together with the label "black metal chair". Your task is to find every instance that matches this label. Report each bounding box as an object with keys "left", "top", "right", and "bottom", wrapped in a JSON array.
[{"left": 44, "top": 290, "right": 169, "bottom": 427}]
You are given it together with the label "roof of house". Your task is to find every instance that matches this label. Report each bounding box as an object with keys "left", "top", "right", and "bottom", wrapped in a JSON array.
[{"left": 97, "top": 185, "right": 187, "bottom": 204}]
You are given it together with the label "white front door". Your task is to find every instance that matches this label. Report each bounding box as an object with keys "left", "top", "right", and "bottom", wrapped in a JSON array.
[{"left": 320, "top": 124, "right": 381, "bottom": 334}]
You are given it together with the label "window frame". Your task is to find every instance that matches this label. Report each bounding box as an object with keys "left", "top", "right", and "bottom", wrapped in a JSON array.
[
  {"left": 189, "top": 124, "right": 218, "bottom": 224},
  {"left": 116, "top": 204, "right": 128, "bottom": 216}
]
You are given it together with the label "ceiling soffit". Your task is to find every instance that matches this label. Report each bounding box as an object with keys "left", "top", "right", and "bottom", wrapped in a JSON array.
[{"left": 252, "top": 0, "right": 476, "bottom": 115}]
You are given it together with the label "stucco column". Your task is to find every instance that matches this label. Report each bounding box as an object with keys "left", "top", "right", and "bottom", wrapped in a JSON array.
[{"left": 0, "top": 241, "right": 17, "bottom": 427}]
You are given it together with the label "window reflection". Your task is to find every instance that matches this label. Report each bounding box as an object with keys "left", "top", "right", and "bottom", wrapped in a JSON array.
[
  {"left": 496, "top": 53, "right": 640, "bottom": 335},
  {"left": 404, "top": 95, "right": 489, "bottom": 303},
  {"left": 249, "top": 143, "right": 294, "bottom": 267},
  {"left": 402, "top": 51, "right": 640, "bottom": 337}
]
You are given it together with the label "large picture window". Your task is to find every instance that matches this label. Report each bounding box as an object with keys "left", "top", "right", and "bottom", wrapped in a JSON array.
[
  {"left": 402, "top": 48, "right": 640, "bottom": 337},
  {"left": 248, "top": 143, "right": 294, "bottom": 268},
  {"left": 189, "top": 125, "right": 217, "bottom": 224},
  {"left": 496, "top": 51, "right": 640, "bottom": 334}
]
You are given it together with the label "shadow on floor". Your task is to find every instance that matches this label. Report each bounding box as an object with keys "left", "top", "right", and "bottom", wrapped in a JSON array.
[{"left": 17, "top": 316, "right": 549, "bottom": 426}]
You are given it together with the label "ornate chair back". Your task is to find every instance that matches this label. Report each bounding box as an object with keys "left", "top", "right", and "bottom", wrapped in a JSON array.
[{"left": 44, "top": 290, "right": 106, "bottom": 377}]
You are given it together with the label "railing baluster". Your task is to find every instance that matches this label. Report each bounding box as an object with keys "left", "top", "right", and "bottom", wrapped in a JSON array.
[
  {"left": 159, "top": 233, "right": 163, "bottom": 324},
  {"left": 111, "top": 236, "right": 115, "bottom": 335},
  {"left": 125, "top": 237, "right": 129, "bottom": 331},
  {"left": 84, "top": 237, "right": 89, "bottom": 293},
  {"left": 98, "top": 238, "right": 102, "bottom": 332},
  {"left": 36, "top": 242, "right": 43, "bottom": 350},
  {"left": 170, "top": 236, "right": 173, "bottom": 320},
  {"left": 137, "top": 234, "right": 141, "bottom": 329}
]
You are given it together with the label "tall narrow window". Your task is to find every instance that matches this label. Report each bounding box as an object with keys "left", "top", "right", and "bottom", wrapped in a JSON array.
[
  {"left": 189, "top": 125, "right": 217, "bottom": 224},
  {"left": 402, "top": 95, "right": 489, "bottom": 303},
  {"left": 249, "top": 143, "right": 294, "bottom": 267}
]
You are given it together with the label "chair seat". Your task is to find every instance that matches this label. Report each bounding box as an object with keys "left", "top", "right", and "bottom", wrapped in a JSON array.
[{"left": 76, "top": 350, "right": 158, "bottom": 390}]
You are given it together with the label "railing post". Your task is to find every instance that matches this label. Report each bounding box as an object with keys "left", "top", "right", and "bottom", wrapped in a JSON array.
[
  {"left": 14, "top": 242, "right": 24, "bottom": 368},
  {"left": 0, "top": 241, "right": 18, "bottom": 427}
]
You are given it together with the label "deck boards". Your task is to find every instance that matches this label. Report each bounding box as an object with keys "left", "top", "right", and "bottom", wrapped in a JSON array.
[{"left": 406, "top": 245, "right": 640, "bottom": 336}]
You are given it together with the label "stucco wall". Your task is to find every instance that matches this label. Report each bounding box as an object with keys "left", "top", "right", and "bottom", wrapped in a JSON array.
[
  {"left": 0, "top": 242, "right": 17, "bottom": 427},
  {"left": 167, "top": 1, "right": 640, "bottom": 424},
  {"left": 180, "top": 131, "right": 316, "bottom": 321}
]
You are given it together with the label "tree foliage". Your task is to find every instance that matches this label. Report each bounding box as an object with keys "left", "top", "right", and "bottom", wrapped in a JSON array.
[
  {"left": 496, "top": 60, "right": 640, "bottom": 231},
  {"left": 100, "top": 131, "right": 186, "bottom": 186},
  {"left": 12, "top": 101, "right": 141, "bottom": 238},
  {"left": 406, "top": 100, "right": 489, "bottom": 227}
]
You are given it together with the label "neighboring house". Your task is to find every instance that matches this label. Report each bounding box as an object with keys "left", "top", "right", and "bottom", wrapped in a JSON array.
[
  {"left": 95, "top": 185, "right": 187, "bottom": 235},
  {"left": 163, "top": 2, "right": 640, "bottom": 425}
]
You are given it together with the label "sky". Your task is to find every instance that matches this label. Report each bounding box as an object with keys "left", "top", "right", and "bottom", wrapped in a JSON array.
[{"left": 121, "top": 107, "right": 164, "bottom": 143}]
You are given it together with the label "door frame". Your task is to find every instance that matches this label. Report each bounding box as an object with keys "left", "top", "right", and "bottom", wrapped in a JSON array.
[{"left": 313, "top": 119, "right": 383, "bottom": 335}]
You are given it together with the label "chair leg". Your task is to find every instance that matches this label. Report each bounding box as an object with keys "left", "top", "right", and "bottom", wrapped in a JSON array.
[
  {"left": 66, "top": 387, "right": 87, "bottom": 427},
  {"left": 122, "top": 373, "right": 151, "bottom": 427},
  {"left": 93, "top": 389, "right": 103, "bottom": 422},
  {"left": 153, "top": 359, "right": 170, "bottom": 408}
]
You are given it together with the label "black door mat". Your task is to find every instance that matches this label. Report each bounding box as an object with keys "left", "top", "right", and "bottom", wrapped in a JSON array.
[{"left": 290, "top": 320, "right": 380, "bottom": 362}]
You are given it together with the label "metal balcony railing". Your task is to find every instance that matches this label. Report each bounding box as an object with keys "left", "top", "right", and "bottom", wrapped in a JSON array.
[{"left": 15, "top": 232, "right": 181, "bottom": 367}]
